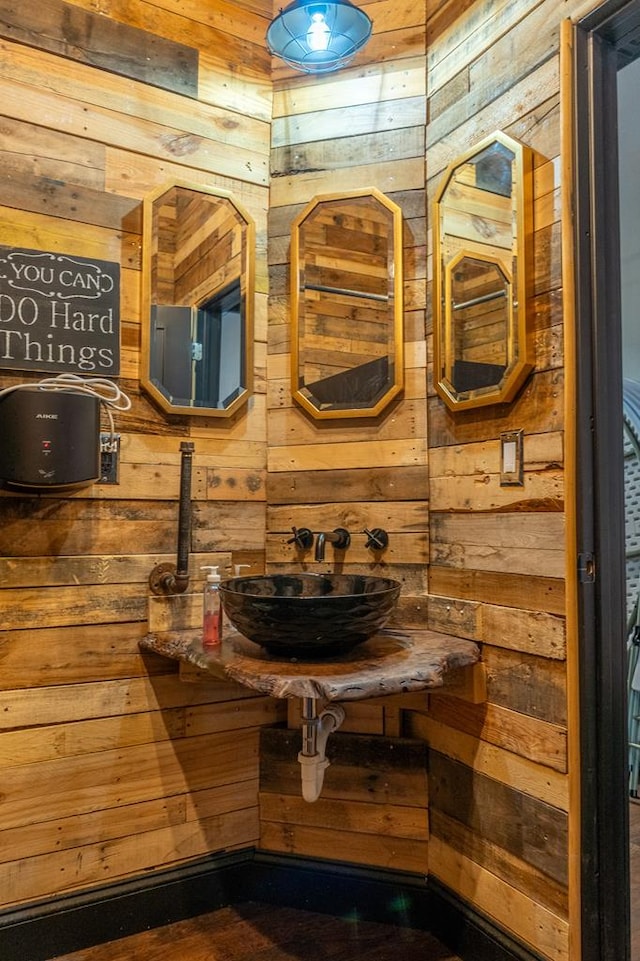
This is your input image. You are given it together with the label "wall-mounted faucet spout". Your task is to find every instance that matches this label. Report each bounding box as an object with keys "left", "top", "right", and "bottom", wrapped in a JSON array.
[
  {"left": 148, "top": 441, "right": 194, "bottom": 595},
  {"left": 314, "top": 527, "right": 350, "bottom": 562}
]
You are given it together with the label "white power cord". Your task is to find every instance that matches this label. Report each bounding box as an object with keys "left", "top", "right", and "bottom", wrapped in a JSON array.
[{"left": 0, "top": 373, "right": 132, "bottom": 439}]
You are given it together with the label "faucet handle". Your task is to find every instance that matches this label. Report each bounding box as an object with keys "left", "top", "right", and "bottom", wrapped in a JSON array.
[
  {"left": 363, "top": 527, "right": 389, "bottom": 551},
  {"left": 287, "top": 526, "right": 314, "bottom": 550}
]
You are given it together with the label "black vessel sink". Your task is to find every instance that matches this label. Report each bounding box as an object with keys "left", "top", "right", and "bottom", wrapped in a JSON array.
[{"left": 219, "top": 573, "right": 401, "bottom": 658}]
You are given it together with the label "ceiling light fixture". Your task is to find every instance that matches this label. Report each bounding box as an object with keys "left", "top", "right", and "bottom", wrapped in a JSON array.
[{"left": 266, "top": 0, "right": 373, "bottom": 75}]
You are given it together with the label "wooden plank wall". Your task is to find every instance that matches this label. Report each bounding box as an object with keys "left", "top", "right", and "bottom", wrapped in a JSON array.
[
  {"left": 421, "top": 1, "right": 571, "bottom": 957},
  {"left": 0, "top": 2, "right": 602, "bottom": 957},
  {"left": 262, "top": 0, "right": 432, "bottom": 875},
  {"left": 261, "top": 1, "right": 595, "bottom": 959},
  {"left": 0, "top": 0, "right": 281, "bottom": 911}
]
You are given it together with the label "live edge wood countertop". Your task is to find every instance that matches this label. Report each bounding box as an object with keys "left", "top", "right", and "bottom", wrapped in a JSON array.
[{"left": 140, "top": 626, "right": 483, "bottom": 703}]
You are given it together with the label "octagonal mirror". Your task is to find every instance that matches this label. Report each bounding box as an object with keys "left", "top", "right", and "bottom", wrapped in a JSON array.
[
  {"left": 433, "top": 131, "right": 534, "bottom": 410},
  {"left": 141, "top": 181, "right": 255, "bottom": 417},
  {"left": 291, "top": 188, "right": 404, "bottom": 419}
]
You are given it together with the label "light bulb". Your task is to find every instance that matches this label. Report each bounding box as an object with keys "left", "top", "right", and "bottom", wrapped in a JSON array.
[{"left": 307, "top": 12, "right": 331, "bottom": 51}]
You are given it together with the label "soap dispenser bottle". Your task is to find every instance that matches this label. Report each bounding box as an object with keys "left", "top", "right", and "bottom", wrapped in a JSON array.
[{"left": 201, "top": 566, "right": 222, "bottom": 647}]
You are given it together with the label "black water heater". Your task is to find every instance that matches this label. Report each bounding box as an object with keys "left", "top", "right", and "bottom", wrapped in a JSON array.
[{"left": 0, "top": 387, "right": 101, "bottom": 492}]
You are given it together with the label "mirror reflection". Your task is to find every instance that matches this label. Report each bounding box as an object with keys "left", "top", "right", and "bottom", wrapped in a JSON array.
[
  {"left": 448, "top": 254, "right": 510, "bottom": 392},
  {"left": 141, "top": 182, "right": 254, "bottom": 418},
  {"left": 433, "top": 132, "right": 533, "bottom": 410},
  {"left": 291, "top": 188, "right": 403, "bottom": 419}
]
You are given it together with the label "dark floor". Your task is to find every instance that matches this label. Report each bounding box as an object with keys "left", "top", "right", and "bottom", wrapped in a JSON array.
[
  {"left": 41, "top": 800, "right": 640, "bottom": 960},
  {"left": 48, "top": 901, "right": 462, "bottom": 961}
]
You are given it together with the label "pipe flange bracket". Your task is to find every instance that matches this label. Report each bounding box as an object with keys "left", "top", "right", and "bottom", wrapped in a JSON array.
[{"left": 148, "top": 561, "right": 177, "bottom": 596}]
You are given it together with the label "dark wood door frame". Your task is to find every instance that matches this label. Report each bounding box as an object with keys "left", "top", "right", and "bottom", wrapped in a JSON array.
[{"left": 572, "top": 2, "right": 640, "bottom": 958}]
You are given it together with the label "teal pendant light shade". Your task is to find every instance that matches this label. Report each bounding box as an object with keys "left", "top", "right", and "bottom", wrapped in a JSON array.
[{"left": 267, "top": 0, "right": 373, "bottom": 74}]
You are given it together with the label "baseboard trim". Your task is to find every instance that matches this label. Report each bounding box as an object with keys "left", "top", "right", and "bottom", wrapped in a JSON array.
[
  {"left": 248, "top": 853, "right": 542, "bottom": 961},
  {"left": 425, "top": 877, "right": 544, "bottom": 961},
  {"left": 0, "top": 850, "right": 542, "bottom": 961},
  {"left": 0, "top": 850, "right": 253, "bottom": 961}
]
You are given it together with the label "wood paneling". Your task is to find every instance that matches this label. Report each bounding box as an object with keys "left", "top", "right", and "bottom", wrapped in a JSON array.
[
  {"left": 421, "top": 3, "right": 572, "bottom": 949},
  {"left": 261, "top": 0, "right": 575, "bottom": 955},
  {"left": 428, "top": 566, "right": 566, "bottom": 615},
  {"left": 430, "top": 512, "right": 565, "bottom": 578},
  {"left": 0, "top": 39, "right": 270, "bottom": 188},
  {"left": 0, "top": 0, "right": 587, "bottom": 955},
  {"left": 0, "top": 0, "right": 271, "bottom": 912},
  {"left": 429, "top": 751, "right": 567, "bottom": 881},
  {"left": 421, "top": 696, "right": 567, "bottom": 772},
  {"left": 259, "top": 728, "right": 429, "bottom": 873},
  {"left": 263, "top": 10, "right": 431, "bottom": 882},
  {"left": 429, "top": 835, "right": 569, "bottom": 960},
  {"left": 264, "top": 50, "right": 429, "bottom": 671},
  {"left": 414, "top": 714, "right": 568, "bottom": 810},
  {"left": 0, "top": 0, "right": 200, "bottom": 95},
  {"left": 30, "top": 0, "right": 274, "bottom": 82}
]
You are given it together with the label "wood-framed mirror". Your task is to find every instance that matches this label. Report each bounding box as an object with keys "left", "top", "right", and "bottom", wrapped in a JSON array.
[
  {"left": 141, "top": 181, "right": 255, "bottom": 418},
  {"left": 433, "top": 131, "right": 534, "bottom": 410},
  {"left": 290, "top": 187, "right": 404, "bottom": 420}
]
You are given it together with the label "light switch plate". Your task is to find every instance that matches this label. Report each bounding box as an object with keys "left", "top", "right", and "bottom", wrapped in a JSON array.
[{"left": 500, "top": 430, "right": 524, "bottom": 486}]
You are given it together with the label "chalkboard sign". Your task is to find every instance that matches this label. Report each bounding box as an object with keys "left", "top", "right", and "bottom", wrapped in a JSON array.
[{"left": 0, "top": 247, "right": 120, "bottom": 377}]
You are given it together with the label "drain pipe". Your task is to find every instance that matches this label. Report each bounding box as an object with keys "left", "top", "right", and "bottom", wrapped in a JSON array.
[
  {"left": 148, "top": 441, "right": 194, "bottom": 595},
  {"left": 298, "top": 697, "right": 345, "bottom": 803}
]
